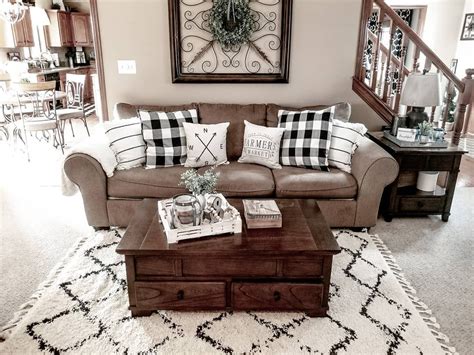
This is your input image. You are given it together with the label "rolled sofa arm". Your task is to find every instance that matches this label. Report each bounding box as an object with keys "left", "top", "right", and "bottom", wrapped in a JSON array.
[
  {"left": 64, "top": 153, "right": 109, "bottom": 228},
  {"left": 351, "top": 136, "right": 399, "bottom": 227}
]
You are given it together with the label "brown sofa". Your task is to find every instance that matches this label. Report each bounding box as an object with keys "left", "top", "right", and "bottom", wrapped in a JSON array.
[{"left": 64, "top": 102, "right": 399, "bottom": 229}]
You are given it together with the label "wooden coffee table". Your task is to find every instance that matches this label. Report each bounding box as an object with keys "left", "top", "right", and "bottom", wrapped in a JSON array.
[{"left": 116, "top": 199, "right": 340, "bottom": 317}]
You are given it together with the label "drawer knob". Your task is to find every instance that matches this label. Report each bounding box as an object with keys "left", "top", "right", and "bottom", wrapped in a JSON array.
[
  {"left": 273, "top": 291, "right": 281, "bottom": 301},
  {"left": 417, "top": 201, "right": 424, "bottom": 208},
  {"left": 177, "top": 290, "right": 184, "bottom": 300}
]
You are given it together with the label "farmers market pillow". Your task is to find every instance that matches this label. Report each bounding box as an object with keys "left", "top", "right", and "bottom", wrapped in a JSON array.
[{"left": 238, "top": 120, "right": 285, "bottom": 169}]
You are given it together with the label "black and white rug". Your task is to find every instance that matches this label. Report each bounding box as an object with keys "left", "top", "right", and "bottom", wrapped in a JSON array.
[{"left": 0, "top": 230, "right": 455, "bottom": 354}]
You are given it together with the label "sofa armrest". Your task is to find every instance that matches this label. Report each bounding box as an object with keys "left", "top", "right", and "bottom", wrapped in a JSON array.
[
  {"left": 64, "top": 153, "right": 110, "bottom": 228},
  {"left": 351, "top": 136, "right": 399, "bottom": 227}
]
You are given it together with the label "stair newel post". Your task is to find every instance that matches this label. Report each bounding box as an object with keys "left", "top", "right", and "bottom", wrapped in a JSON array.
[
  {"left": 382, "top": 23, "right": 396, "bottom": 103},
  {"left": 371, "top": 10, "right": 385, "bottom": 91},
  {"left": 393, "top": 33, "right": 409, "bottom": 113},
  {"left": 452, "top": 69, "right": 474, "bottom": 146},
  {"left": 356, "top": 0, "right": 375, "bottom": 81}
]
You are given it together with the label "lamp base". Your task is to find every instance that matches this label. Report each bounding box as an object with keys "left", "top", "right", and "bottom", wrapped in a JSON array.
[{"left": 405, "top": 107, "right": 429, "bottom": 128}]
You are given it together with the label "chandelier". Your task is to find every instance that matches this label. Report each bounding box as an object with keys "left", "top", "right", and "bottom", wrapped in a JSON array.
[{"left": 0, "top": 0, "right": 28, "bottom": 24}]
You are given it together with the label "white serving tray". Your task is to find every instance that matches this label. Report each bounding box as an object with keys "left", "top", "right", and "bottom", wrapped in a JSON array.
[{"left": 157, "top": 194, "right": 242, "bottom": 244}]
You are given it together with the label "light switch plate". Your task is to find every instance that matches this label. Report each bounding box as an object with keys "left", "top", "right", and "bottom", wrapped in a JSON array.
[{"left": 117, "top": 60, "right": 136, "bottom": 74}]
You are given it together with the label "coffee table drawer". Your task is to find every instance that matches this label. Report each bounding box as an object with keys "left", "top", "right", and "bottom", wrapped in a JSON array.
[
  {"left": 135, "top": 257, "right": 176, "bottom": 276},
  {"left": 183, "top": 259, "right": 277, "bottom": 276},
  {"left": 282, "top": 259, "right": 323, "bottom": 277},
  {"left": 232, "top": 282, "right": 323, "bottom": 311},
  {"left": 135, "top": 281, "right": 226, "bottom": 309}
]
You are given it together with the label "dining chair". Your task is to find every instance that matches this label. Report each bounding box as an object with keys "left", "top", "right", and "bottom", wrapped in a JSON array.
[
  {"left": 0, "top": 87, "right": 9, "bottom": 141},
  {"left": 14, "top": 81, "right": 63, "bottom": 161},
  {"left": 57, "top": 74, "right": 90, "bottom": 144}
]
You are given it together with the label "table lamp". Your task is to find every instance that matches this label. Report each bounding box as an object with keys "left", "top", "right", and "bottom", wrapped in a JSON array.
[{"left": 400, "top": 72, "right": 442, "bottom": 128}]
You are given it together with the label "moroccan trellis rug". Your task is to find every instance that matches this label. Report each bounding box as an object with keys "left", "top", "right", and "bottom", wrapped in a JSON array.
[{"left": 0, "top": 230, "right": 456, "bottom": 354}]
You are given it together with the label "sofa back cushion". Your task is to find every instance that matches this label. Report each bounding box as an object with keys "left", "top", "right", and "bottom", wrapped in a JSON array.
[
  {"left": 198, "top": 103, "right": 266, "bottom": 160},
  {"left": 266, "top": 102, "right": 351, "bottom": 127},
  {"left": 114, "top": 103, "right": 198, "bottom": 120}
]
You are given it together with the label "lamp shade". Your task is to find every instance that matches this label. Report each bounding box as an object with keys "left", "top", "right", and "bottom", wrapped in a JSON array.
[{"left": 400, "top": 72, "right": 442, "bottom": 107}]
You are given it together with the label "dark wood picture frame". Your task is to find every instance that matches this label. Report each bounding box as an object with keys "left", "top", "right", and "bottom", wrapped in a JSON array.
[
  {"left": 168, "top": 0, "right": 293, "bottom": 83},
  {"left": 460, "top": 13, "right": 474, "bottom": 40}
]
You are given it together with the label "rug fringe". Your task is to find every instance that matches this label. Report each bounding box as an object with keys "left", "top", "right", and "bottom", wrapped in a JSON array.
[
  {"left": 0, "top": 231, "right": 95, "bottom": 342},
  {"left": 369, "top": 234, "right": 458, "bottom": 355}
]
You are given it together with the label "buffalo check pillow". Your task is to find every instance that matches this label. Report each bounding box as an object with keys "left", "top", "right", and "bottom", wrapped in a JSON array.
[
  {"left": 277, "top": 108, "right": 335, "bottom": 171},
  {"left": 138, "top": 109, "right": 198, "bottom": 168}
]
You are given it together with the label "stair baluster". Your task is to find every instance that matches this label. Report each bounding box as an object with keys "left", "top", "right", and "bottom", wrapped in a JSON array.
[
  {"left": 393, "top": 35, "right": 409, "bottom": 113},
  {"left": 382, "top": 25, "right": 396, "bottom": 103},
  {"left": 371, "top": 12, "right": 385, "bottom": 91},
  {"left": 356, "top": 0, "right": 375, "bottom": 82},
  {"left": 412, "top": 47, "right": 421, "bottom": 73}
]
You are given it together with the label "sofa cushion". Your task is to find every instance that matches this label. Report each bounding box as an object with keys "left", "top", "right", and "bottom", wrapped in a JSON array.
[
  {"left": 198, "top": 162, "right": 274, "bottom": 197},
  {"left": 272, "top": 166, "right": 357, "bottom": 198},
  {"left": 266, "top": 102, "right": 351, "bottom": 127},
  {"left": 108, "top": 162, "right": 274, "bottom": 199},
  {"left": 198, "top": 103, "right": 267, "bottom": 160},
  {"left": 108, "top": 166, "right": 188, "bottom": 199}
]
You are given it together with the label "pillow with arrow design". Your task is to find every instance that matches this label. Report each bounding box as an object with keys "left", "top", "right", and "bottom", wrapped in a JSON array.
[{"left": 182, "top": 122, "right": 230, "bottom": 168}]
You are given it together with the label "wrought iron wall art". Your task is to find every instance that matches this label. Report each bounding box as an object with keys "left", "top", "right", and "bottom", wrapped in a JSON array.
[
  {"left": 460, "top": 13, "right": 474, "bottom": 40},
  {"left": 168, "top": 0, "right": 293, "bottom": 83}
]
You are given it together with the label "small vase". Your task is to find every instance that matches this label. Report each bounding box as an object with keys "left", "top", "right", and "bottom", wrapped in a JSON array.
[
  {"left": 194, "top": 193, "right": 207, "bottom": 210},
  {"left": 419, "top": 135, "right": 429, "bottom": 144}
]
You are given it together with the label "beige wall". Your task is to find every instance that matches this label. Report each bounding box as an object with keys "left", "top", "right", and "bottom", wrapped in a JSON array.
[
  {"left": 96, "top": 0, "right": 464, "bottom": 129},
  {"left": 455, "top": 0, "right": 474, "bottom": 78}
]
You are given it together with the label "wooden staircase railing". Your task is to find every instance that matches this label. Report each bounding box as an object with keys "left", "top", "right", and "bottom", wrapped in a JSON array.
[{"left": 353, "top": 0, "right": 473, "bottom": 145}]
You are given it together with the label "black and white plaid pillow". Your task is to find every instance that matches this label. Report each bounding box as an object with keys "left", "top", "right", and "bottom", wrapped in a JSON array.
[
  {"left": 139, "top": 109, "right": 198, "bottom": 168},
  {"left": 278, "top": 108, "right": 334, "bottom": 171}
]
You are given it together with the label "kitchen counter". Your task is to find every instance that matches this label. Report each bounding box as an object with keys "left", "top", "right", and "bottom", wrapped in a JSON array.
[{"left": 28, "top": 66, "right": 95, "bottom": 76}]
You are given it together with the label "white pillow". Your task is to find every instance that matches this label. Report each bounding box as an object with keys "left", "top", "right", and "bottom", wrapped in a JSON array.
[
  {"left": 328, "top": 119, "right": 367, "bottom": 173},
  {"left": 182, "top": 122, "right": 230, "bottom": 168},
  {"left": 238, "top": 120, "right": 285, "bottom": 169},
  {"left": 103, "top": 117, "right": 146, "bottom": 170}
]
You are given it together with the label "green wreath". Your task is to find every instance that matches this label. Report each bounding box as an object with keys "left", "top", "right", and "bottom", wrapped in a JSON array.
[{"left": 209, "top": 0, "right": 254, "bottom": 48}]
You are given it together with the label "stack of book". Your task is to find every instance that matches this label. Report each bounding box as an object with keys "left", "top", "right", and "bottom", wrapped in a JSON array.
[{"left": 243, "top": 200, "right": 282, "bottom": 229}]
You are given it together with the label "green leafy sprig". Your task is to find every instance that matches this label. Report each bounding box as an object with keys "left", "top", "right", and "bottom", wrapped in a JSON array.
[{"left": 179, "top": 167, "right": 219, "bottom": 195}]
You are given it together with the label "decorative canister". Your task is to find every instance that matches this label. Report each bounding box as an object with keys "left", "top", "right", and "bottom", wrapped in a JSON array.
[
  {"left": 433, "top": 128, "right": 445, "bottom": 142},
  {"left": 416, "top": 171, "right": 439, "bottom": 192},
  {"left": 171, "top": 194, "right": 202, "bottom": 228}
]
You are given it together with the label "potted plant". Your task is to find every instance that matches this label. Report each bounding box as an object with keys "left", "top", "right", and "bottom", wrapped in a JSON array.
[
  {"left": 179, "top": 167, "right": 219, "bottom": 207},
  {"left": 443, "top": 89, "right": 457, "bottom": 132},
  {"left": 417, "top": 121, "right": 433, "bottom": 144}
]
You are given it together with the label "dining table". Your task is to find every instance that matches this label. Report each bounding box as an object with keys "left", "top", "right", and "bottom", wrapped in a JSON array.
[
  {"left": 0, "top": 90, "right": 68, "bottom": 141},
  {"left": 0, "top": 90, "right": 68, "bottom": 107}
]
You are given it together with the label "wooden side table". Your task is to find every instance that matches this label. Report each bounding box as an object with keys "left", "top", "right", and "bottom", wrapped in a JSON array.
[{"left": 367, "top": 131, "right": 467, "bottom": 222}]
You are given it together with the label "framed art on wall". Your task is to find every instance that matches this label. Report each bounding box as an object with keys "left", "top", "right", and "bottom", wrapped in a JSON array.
[
  {"left": 460, "top": 13, "right": 474, "bottom": 40},
  {"left": 168, "top": 0, "right": 293, "bottom": 83}
]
